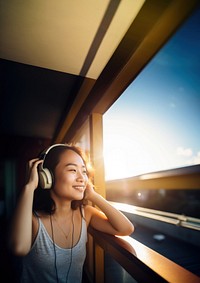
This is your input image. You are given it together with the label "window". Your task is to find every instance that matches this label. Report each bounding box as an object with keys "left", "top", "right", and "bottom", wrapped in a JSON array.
[
  {"left": 103, "top": 7, "right": 200, "bottom": 218},
  {"left": 103, "top": 7, "right": 200, "bottom": 181}
]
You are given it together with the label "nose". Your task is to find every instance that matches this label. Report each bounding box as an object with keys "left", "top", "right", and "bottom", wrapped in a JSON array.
[{"left": 76, "top": 170, "right": 84, "bottom": 181}]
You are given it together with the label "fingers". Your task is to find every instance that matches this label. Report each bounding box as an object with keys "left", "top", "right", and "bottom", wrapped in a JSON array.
[
  {"left": 84, "top": 182, "right": 96, "bottom": 200},
  {"left": 28, "top": 158, "right": 43, "bottom": 169},
  {"left": 25, "top": 158, "right": 43, "bottom": 184},
  {"left": 86, "top": 182, "right": 95, "bottom": 191}
]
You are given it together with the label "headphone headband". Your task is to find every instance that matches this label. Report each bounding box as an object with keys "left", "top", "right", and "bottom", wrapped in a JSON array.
[{"left": 40, "top": 143, "right": 67, "bottom": 161}]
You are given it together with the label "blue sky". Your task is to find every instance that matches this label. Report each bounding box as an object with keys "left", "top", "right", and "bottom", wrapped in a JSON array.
[{"left": 103, "top": 7, "right": 200, "bottom": 180}]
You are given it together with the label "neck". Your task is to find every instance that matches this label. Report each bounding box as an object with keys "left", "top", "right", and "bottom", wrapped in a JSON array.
[
  {"left": 50, "top": 190, "right": 72, "bottom": 214},
  {"left": 54, "top": 205, "right": 73, "bottom": 217}
]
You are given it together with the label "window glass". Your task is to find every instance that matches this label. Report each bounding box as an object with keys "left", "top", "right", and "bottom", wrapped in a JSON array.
[{"left": 103, "top": 7, "right": 200, "bottom": 181}]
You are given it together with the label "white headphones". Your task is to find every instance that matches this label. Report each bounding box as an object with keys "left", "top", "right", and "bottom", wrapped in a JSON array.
[{"left": 38, "top": 144, "right": 67, "bottom": 189}]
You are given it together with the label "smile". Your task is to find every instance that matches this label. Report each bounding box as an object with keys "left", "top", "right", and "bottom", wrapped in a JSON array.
[{"left": 73, "top": 186, "right": 85, "bottom": 192}]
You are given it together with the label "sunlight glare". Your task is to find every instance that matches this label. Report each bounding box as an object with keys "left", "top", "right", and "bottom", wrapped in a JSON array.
[{"left": 103, "top": 117, "right": 178, "bottom": 180}]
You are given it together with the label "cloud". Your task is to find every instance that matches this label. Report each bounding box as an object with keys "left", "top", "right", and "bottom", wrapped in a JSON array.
[
  {"left": 186, "top": 151, "right": 200, "bottom": 165},
  {"left": 176, "top": 146, "right": 193, "bottom": 157},
  {"left": 176, "top": 147, "right": 200, "bottom": 166}
]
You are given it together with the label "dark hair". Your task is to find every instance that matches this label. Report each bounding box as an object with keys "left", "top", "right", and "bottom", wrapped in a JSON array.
[{"left": 33, "top": 144, "right": 93, "bottom": 214}]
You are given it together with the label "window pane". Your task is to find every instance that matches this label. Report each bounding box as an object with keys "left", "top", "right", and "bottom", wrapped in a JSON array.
[{"left": 103, "top": 7, "right": 200, "bottom": 181}]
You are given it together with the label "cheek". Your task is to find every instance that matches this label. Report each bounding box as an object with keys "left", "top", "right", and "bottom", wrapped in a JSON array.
[
  {"left": 54, "top": 172, "right": 72, "bottom": 186},
  {"left": 85, "top": 175, "right": 89, "bottom": 184}
]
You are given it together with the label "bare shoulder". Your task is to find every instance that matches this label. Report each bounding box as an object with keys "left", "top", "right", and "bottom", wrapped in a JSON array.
[
  {"left": 32, "top": 212, "right": 49, "bottom": 240},
  {"left": 83, "top": 204, "right": 106, "bottom": 226},
  {"left": 83, "top": 205, "right": 93, "bottom": 226}
]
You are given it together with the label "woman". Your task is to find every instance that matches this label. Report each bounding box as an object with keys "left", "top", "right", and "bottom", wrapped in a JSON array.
[{"left": 9, "top": 144, "right": 134, "bottom": 283}]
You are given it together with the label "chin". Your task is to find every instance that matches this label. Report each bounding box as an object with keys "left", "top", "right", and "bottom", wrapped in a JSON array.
[{"left": 74, "top": 192, "right": 84, "bottom": 200}]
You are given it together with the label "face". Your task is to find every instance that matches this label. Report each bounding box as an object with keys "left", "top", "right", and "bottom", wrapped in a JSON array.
[{"left": 51, "top": 149, "right": 88, "bottom": 200}]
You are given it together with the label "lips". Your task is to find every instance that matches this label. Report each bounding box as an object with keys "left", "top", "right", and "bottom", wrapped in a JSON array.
[{"left": 73, "top": 186, "right": 85, "bottom": 192}]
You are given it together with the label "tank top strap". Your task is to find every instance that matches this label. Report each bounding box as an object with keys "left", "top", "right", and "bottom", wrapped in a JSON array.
[{"left": 80, "top": 205, "right": 85, "bottom": 217}]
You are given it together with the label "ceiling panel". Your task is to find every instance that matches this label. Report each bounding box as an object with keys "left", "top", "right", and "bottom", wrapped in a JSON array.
[
  {"left": 0, "top": 0, "right": 144, "bottom": 79},
  {"left": 0, "top": 0, "right": 145, "bottom": 143}
]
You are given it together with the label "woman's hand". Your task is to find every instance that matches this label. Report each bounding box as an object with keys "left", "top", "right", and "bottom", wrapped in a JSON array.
[
  {"left": 84, "top": 181, "right": 134, "bottom": 236},
  {"left": 84, "top": 181, "right": 97, "bottom": 201},
  {"left": 25, "top": 158, "right": 43, "bottom": 190}
]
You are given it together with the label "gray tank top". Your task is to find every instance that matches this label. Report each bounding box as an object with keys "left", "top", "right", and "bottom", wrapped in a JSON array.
[{"left": 21, "top": 209, "right": 87, "bottom": 283}]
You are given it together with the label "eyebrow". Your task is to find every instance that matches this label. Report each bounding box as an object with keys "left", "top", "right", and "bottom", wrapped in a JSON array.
[{"left": 66, "top": 163, "right": 86, "bottom": 168}]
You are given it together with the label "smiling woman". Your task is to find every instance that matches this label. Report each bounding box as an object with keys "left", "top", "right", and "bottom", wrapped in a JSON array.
[{"left": 8, "top": 143, "right": 134, "bottom": 283}]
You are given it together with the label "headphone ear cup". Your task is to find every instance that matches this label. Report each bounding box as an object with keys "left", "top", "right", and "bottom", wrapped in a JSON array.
[{"left": 39, "top": 167, "right": 53, "bottom": 189}]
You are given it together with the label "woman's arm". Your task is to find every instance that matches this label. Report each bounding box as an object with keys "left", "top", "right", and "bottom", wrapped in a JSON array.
[
  {"left": 9, "top": 158, "right": 42, "bottom": 256},
  {"left": 85, "top": 186, "right": 134, "bottom": 236}
]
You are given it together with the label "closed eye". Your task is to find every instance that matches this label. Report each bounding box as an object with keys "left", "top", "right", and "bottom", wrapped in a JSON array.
[
  {"left": 69, "top": 169, "right": 76, "bottom": 172},
  {"left": 66, "top": 163, "right": 88, "bottom": 175}
]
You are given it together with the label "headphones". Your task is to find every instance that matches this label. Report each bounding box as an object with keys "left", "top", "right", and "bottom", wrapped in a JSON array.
[{"left": 38, "top": 143, "right": 68, "bottom": 189}]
